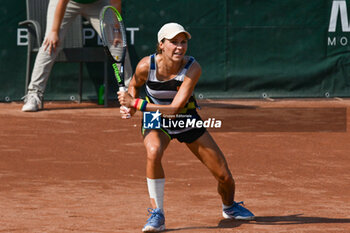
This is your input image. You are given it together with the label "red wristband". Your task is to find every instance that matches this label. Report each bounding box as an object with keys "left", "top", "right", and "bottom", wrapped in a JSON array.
[{"left": 133, "top": 98, "right": 140, "bottom": 109}]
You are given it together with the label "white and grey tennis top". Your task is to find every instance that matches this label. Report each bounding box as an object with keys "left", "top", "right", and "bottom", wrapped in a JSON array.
[{"left": 145, "top": 54, "right": 196, "bottom": 107}]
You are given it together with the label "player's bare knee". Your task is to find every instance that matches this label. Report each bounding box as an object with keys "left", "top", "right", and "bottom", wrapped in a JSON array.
[{"left": 146, "top": 145, "right": 163, "bottom": 163}]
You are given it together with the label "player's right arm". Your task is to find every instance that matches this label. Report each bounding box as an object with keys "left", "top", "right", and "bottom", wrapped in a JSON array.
[
  {"left": 44, "top": 0, "right": 69, "bottom": 54},
  {"left": 119, "top": 56, "right": 150, "bottom": 117},
  {"left": 129, "top": 56, "right": 150, "bottom": 98}
]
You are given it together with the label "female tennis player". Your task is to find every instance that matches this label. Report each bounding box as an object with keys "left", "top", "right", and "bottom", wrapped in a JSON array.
[{"left": 118, "top": 22, "right": 254, "bottom": 232}]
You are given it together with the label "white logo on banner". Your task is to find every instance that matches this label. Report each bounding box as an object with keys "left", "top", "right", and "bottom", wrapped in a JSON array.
[
  {"left": 328, "top": 0, "right": 350, "bottom": 46},
  {"left": 17, "top": 27, "right": 139, "bottom": 46},
  {"left": 329, "top": 0, "right": 350, "bottom": 32}
]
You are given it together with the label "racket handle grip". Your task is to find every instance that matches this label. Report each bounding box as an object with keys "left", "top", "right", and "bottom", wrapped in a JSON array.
[
  {"left": 118, "top": 86, "right": 131, "bottom": 119},
  {"left": 119, "top": 86, "right": 128, "bottom": 92},
  {"left": 121, "top": 106, "right": 131, "bottom": 119}
]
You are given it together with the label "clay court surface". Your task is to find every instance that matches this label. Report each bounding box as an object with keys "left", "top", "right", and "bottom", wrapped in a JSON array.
[{"left": 1, "top": 99, "right": 350, "bottom": 232}]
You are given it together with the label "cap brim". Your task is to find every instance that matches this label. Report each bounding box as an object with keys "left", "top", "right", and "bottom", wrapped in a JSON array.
[{"left": 163, "top": 31, "right": 191, "bottom": 40}]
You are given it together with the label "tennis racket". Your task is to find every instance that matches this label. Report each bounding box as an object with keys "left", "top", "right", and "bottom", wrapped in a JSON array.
[{"left": 99, "top": 5, "right": 130, "bottom": 118}]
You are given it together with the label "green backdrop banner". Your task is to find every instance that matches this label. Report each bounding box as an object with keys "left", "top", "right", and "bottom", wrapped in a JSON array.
[{"left": 1, "top": 0, "right": 350, "bottom": 101}]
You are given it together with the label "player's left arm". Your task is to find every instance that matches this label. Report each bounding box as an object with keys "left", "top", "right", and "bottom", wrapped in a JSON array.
[{"left": 166, "top": 61, "right": 201, "bottom": 114}]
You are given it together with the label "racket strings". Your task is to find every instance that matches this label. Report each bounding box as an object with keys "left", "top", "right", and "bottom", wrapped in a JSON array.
[{"left": 102, "top": 10, "right": 126, "bottom": 61}]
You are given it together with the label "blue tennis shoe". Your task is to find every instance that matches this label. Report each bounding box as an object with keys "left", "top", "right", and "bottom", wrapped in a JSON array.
[
  {"left": 142, "top": 208, "right": 165, "bottom": 232},
  {"left": 222, "top": 201, "right": 255, "bottom": 220}
]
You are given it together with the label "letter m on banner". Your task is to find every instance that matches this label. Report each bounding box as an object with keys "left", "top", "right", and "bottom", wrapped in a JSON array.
[{"left": 329, "top": 0, "right": 350, "bottom": 32}]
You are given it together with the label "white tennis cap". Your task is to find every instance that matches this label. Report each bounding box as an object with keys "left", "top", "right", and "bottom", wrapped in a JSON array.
[{"left": 157, "top": 22, "right": 191, "bottom": 43}]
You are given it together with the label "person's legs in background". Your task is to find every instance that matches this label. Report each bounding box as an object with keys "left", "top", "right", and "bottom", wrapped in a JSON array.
[{"left": 22, "top": 0, "right": 79, "bottom": 111}]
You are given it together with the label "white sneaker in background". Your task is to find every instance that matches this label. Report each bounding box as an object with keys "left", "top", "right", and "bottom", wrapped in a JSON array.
[{"left": 21, "top": 93, "right": 43, "bottom": 112}]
